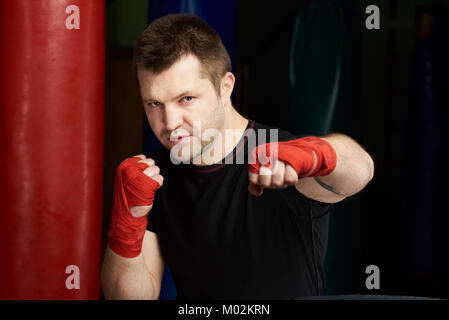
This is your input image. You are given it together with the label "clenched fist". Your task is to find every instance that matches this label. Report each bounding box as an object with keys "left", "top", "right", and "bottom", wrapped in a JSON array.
[
  {"left": 247, "top": 137, "right": 337, "bottom": 197},
  {"left": 108, "top": 154, "right": 163, "bottom": 258},
  {"left": 126, "top": 155, "right": 164, "bottom": 217},
  {"left": 248, "top": 160, "right": 298, "bottom": 197}
]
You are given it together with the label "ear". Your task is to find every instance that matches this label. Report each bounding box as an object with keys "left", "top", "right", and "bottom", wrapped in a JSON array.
[{"left": 220, "top": 72, "right": 235, "bottom": 105}]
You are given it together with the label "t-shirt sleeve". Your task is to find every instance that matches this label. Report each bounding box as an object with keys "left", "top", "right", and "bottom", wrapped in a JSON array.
[
  {"left": 146, "top": 211, "right": 158, "bottom": 233},
  {"left": 145, "top": 179, "right": 162, "bottom": 234},
  {"left": 144, "top": 148, "right": 165, "bottom": 235},
  {"left": 307, "top": 196, "right": 333, "bottom": 219},
  {"left": 286, "top": 186, "right": 333, "bottom": 220},
  {"left": 275, "top": 127, "right": 334, "bottom": 217}
]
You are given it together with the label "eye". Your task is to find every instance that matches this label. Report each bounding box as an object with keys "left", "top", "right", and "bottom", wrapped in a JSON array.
[
  {"left": 149, "top": 101, "right": 161, "bottom": 108},
  {"left": 182, "top": 96, "right": 194, "bottom": 103}
]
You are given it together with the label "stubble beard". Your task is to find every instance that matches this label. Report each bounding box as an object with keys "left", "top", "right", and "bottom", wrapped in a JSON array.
[
  {"left": 169, "top": 99, "right": 226, "bottom": 165},
  {"left": 192, "top": 100, "right": 225, "bottom": 164}
]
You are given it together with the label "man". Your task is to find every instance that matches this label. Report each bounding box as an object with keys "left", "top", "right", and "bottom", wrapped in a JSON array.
[{"left": 101, "top": 14, "right": 374, "bottom": 300}]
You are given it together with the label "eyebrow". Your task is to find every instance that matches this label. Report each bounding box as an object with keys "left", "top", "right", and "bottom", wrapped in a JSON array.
[{"left": 143, "top": 91, "right": 195, "bottom": 104}]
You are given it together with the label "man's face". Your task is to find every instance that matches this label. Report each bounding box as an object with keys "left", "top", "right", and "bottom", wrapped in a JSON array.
[{"left": 138, "top": 54, "right": 225, "bottom": 163}]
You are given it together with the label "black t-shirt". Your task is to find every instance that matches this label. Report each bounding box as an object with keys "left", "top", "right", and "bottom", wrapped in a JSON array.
[{"left": 146, "top": 119, "right": 332, "bottom": 299}]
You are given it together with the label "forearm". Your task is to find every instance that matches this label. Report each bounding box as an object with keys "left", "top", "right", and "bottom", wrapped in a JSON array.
[
  {"left": 101, "top": 245, "right": 156, "bottom": 300},
  {"left": 318, "top": 134, "right": 374, "bottom": 196}
]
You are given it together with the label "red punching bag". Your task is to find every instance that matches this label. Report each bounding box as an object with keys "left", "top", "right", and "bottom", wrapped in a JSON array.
[{"left": 0, "top": 1, "right": 104, "bottom": 299}]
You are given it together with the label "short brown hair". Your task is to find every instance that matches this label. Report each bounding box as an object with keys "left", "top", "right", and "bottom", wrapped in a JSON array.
[{"left": 132, "top": 14, "right": 232, "bottom": 94}]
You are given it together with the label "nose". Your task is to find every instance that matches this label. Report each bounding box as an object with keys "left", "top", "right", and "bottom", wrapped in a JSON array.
[{"left": 163, "top": 104, "right": 183, "bottom": 132}]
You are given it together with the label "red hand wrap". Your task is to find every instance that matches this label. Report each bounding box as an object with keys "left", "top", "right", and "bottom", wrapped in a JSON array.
[
  {"left": 108, "top": 157, "right": 160, "bottom": 258},
  {"left": 249, "top": 136, "right": 337, "bottom": 178}
]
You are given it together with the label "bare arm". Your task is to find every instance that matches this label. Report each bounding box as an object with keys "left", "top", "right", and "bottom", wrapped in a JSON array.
[
  {"left": 101, "top": 230, "right": 165, "bottom": 300},
  {"left": 296, "top": 133, "right": 374, "bottom": 203}
]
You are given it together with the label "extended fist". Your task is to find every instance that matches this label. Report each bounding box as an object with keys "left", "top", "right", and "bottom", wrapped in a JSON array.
[
  {"left": 247, "top": 137, "right": 337, "bottom": 197},
  {"left": 248, "top": 160, "right": 298, "bottom": 197}
]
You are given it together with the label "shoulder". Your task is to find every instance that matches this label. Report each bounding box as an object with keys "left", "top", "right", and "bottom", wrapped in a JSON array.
[{"left": 250, "top": 120, "right": 309, "bottom": 143}]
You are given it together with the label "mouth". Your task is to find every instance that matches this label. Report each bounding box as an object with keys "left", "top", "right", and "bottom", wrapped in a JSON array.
[{"left": 169, "top": 135, "right": 191, "bottom": 145}]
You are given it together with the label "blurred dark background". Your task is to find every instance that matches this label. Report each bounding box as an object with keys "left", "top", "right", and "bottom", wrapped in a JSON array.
[{"left": 103, "top": 0, "right": 449, "bottom": 299}]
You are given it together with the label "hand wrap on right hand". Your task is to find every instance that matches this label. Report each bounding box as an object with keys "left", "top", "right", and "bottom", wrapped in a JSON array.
[{"left": 108, "top": 157, "right": 160, "bottom": 258}]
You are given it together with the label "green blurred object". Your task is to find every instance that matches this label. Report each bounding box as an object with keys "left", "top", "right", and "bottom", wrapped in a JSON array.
[
  {"left": 289, "top": 0, "right": 343, "bottom": 135},
  {"left": 106, "top": 0, "right": 149, "bottom": 48},
  {"left": 289, "top": 0, "right": 363, "bottom": 295}
]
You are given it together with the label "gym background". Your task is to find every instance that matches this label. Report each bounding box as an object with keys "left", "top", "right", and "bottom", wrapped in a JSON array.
[
  {"left": 0, "top": 0, "right": 447, "bottom": 300},
  {"left": 104, "top": 0, "right": 449, "bottom": 300}
]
